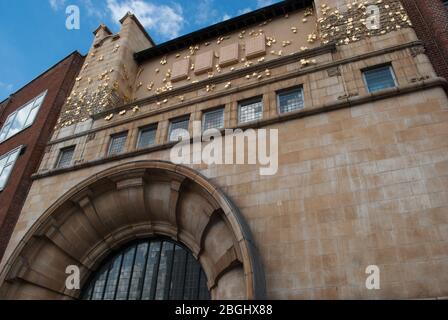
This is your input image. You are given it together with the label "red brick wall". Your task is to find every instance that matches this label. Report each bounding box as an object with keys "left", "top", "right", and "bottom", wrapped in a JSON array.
[
  {"left": 402, "top": 0, "right": 448, "bottom": 80},
  {"left": 0, "top": 52, "right": 84, "bottom": 259}
]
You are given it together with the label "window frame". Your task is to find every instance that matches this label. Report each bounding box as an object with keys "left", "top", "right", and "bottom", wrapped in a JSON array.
[
  {"left": 0, "top": 91, "right": 47, "bottom": 144},
  {"left": 276, "top": 86, "right": 305, "bottom": 114},
  {"left": 362, "top": 64, "right": 398, "bottom": 93},
  {"left": 237, "top": 96, "right": 264, "bottom": 124},
  {"left": 108, "top": 131, "right": 128, "bottom": 156},
  {"left": 55, "top": 145, "right": 76, "bottom": 169},
  {"left": 136, "top": 124, "right": 158, "bottom": 149},
  {"left": 0, "top": 145, "right": 23, "bottom": 192},
  {"left": 168, "top": 116, "right": 190, "bottom": 142},
  {"left": 202, "top": 107, "right": 225, "bottom": 132}
]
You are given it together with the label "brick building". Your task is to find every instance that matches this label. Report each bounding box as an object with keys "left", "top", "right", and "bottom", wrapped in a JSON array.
[
  {"left": 0, "top": 52, "right": 84, "bottom": 260},
  {"left": 0, "top": 0, "right": 447, "bottom": 299}
]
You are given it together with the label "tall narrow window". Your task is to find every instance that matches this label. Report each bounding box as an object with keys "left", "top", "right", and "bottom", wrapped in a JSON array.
[
  {"left": 108, "top": 132, "right": 128, "bottom": 156},
  {"left": 169, "top": 117, "right": 190, "bottom": 142},
  {"left": 137, "top": 125, "right": 157, "bottom": 149},
  {"left": 363, "top": 65, "right": 397, "bottom": 93},
  {"left": 0, "top": 91, "right": 47, "bottom": 143},
  {"left": 277, "top": 87, "right": 304, "bottom": 114},
  {"left": 238, "top": 97, "right": 263, "bottom": 124},
  {"left": 56, "top": 146, "right": 75, "bottom": 169},
  {"left": 81, "top": 239, "right": 210, "bottom": 300},
  {"left": 0, "top": 146, "right": 22, "bottom": 191},
  {"left": 202, "top": 108, "right": 224, "bottom": 131}
]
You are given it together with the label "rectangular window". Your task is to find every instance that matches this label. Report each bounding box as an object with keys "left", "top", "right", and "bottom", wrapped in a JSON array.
[
  {"left": 0, "top": 91, "right": 47, "bottom": 143},
  {"left": 277, "top": 87, "right": 304, "bottom": 114},
  {"left": 137, "top": 125, "right": 157, "bottom": 149},
  {"left": 238, "top": 97, "right": 263, "bottom": 124},
  {"left": 56, "top": 146, "right": 75, "bottom": 169},
  {"left": 169, "top": 117, "right": 190, "bottom": 142},
  {"left": 444, "top": 0, "right": 448, "bottom": 8},
  {"left": 0, "top": 146, "right": 22, "bottom": 191},
  {"left": 108, "top": 132, "right": 128, "bottom": 156},
  {"left": 202, "top": 108, "right": 224, "bottom": 132},
  {"left": 362, "top": 65, "right": 397, "bottom": 93}
]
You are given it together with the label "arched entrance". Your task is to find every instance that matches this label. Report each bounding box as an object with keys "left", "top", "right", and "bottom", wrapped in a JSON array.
[{"left": 0, "top": 161, "right": 266, "bottom": 300}]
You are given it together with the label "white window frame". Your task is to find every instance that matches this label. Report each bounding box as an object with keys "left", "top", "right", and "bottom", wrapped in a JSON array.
[
  {"left": 238, "top": 97, "right": 264, "bottom": 124},
  {"left": 0, "top": 91, "right": 47, "bottom": 143},
  {"left": 0, "top": 146, "right": 23, "bottom": 191},
  {"left": 362, "top": 64, "right": 397, "bottom": 93}
]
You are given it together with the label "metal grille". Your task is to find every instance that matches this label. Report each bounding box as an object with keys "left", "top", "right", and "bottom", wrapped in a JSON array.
[
  {"left": 169, "top": 117, "right": 190, "bottom": 142},
  {"left": 108, "top": 132, "right": 127, "bottom": 156},
  {"left": 82, "top": 239, "right": 210, "bottom": 300},
  {"left": 363, "top": 65, "right": 396, "bottom": 93},
  {"left": 137, "top": 126, "right": 157, "bottom": 149},
  {"left": 238, "top": 98, "right": 263, "bottom": 123},
  {"left": 0, "top": 147, "right": 21, "bottom": 191},
  {"left": 56, "top": 146, "right": 75, "bottom": 168},
  {"left": 203, "top": 108, "right": 224, "bottom": 131},
  {"left": 278, "top": 87, "right": 304, "bottom": 113}
]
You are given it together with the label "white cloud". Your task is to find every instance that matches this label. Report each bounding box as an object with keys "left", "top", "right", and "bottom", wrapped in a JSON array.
[
  {"left": 81, "top": 0, "right": 105, "bottom": 18},
  {"left": 0, "top": 81, "right": 13, "bottom": 92},
  {"left": 107, "top": 0, "right": 184, "bottom": 40},
  {"left": 222, "top": 14, "right": 231, "bottom": 21},
  {"left": 238, "top": 7, "right": 252, "bottom": 15},
  {"left": 195, "top": 0, "right": 219, "bottom": 25},
  {"left": 49, "top": 0, "right": 66, "bottom": 10},
  {"left": 256, "top": 0, "right": 276, "bottom": 8}
]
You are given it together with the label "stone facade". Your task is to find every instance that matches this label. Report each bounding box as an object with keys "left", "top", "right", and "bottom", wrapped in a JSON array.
[{"left": 1, "top": 0, "right": 448, "bottom": 299}]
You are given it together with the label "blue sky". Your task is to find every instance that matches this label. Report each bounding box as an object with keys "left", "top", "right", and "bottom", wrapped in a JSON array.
[{"left": 0, "top": 0, "right": 282, "bottom": 101}]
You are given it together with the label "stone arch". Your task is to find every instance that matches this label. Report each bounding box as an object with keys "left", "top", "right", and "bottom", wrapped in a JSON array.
[{"left": 0, "top": 161, "right": 266, "bottom": 300}]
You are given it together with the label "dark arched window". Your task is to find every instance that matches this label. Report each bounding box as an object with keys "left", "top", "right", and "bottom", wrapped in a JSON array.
[{"left": 81, "top": 239, "right": 210, "bottom": 300}]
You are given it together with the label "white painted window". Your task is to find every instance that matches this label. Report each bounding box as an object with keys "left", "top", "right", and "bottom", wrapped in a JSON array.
[
  {"left": 0, "top": 91, "right": 47, "bottom": 143},
  {"left": 0, "top": 146, "right": 22, "bottom": 191}
]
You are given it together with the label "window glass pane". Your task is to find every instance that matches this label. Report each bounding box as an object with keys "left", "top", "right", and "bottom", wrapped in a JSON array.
[
  {"left": 0, "top": 114, "right": 15, "bottom": 142},
  {"left": 0, "top": 148, "right": 21, "bottom": 190},
  {"left": 141, "top": 241, "right": 162, "bottom": 300},
  {"left": 155, "top": 241, "right": 175, "bottom": 300},
  {"left": 103, "top": 254, "right": 124, "bottom": 300},
  {"left": 278, "top": 88, "right": 304, "bottom": 113},
  {"left": 82, "top": 239, "right": 209, "bottom": 301},
  {"left": 203, "top": 108, "right": 224, "bottom": 131},
  {"left": 108, "top": 133, "right": 127, "bottom": 155},
  {"left": 56, "top": 147, "right": 75, "bottom": 168},
  {"left": 363, "top": 66, "right": 396, "bottom": 93},
  {"left": 8, "top": 102, "right": 34, "bottom": 138},
  {"left": 239, "top": 99, "right": 263, "bottom": 123},
  {"left": 128, "top": 242, "right": 149, "bottom": 300},
  {"left": 169, "top": 245, "right": 188, "bottom": 300},
  {"left": 33, "top": 94, "right": 45, "bottom": 108},
  {"left": 169, "top": 118, "right": 190, "bottom": 142},
  {"left": 137, "top": 126, "right": 157, "bottom": 149},
  {"left": 115, "top": 246, "right": 137, "bottom": 300},
  {"left": 24, "top": 106, "right": 40, "bottom": 127}
]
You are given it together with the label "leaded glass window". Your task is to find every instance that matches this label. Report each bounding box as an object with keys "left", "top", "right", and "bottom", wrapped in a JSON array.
[
  {"left": 363, "top": 65, "right": 397, "bottom": 93},
  {"left": 277, "top": 87, "right": 304, "bottom": 113},
  {"left": 137, "top": 125, "right": 157, "bottom": 149},
  {"left": 238, "top": 97, "right": 263, "bottom": 124},
  {"left": 82, "top": 239, "right": 210, "bottom": 300},
  {"left": 202, "top": 108, "right": 224, "bottom": 131},
  {"left": 169, "top": 117, "right": 190, "bottom": 142},
  {"left": 108, "top": 132, "right": 128, "bottom": 156}
]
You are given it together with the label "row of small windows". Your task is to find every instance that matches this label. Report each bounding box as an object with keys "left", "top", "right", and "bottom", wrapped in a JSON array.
[{"left": 54, "top": 64, "right": 397, "bottom": 168}]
